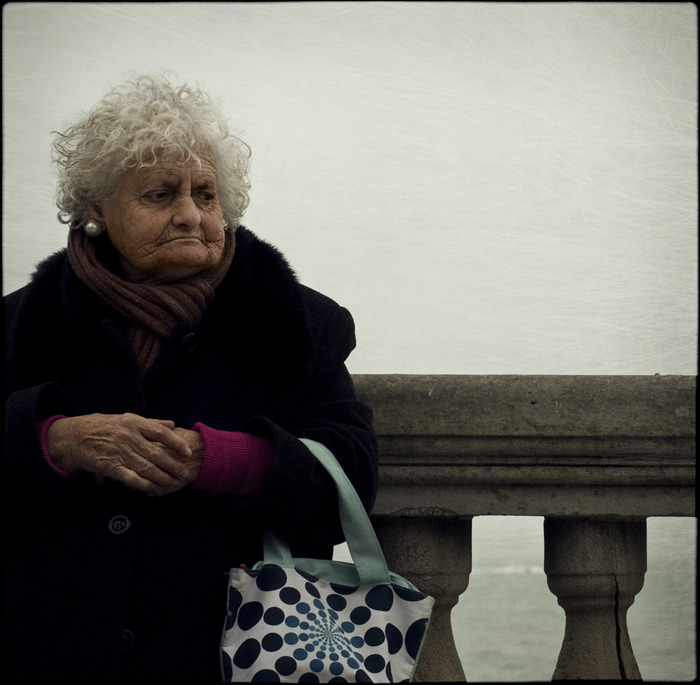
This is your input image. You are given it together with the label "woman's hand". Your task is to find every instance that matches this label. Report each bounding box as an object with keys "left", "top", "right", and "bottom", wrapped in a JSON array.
[
  {"left": 169, "top": 427, "right": 204, "bottom": 488},
  {"left": 114, "top": 427, "right": 204, "bottom": 497},
  {"left": 47, "top": 413, "right": 193, "bottom": 496}
]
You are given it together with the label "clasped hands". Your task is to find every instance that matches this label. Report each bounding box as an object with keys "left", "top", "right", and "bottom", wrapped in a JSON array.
[{"left": 46, "top": 413, "right": 204, "bottom": 496}]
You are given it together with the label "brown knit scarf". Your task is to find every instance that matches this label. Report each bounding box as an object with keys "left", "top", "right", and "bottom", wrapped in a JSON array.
[{"left": 67, "top": 228, "right": 235, "bottom": 374}]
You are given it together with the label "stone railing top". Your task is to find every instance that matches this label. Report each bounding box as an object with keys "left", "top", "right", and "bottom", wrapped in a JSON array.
[
  {"left": 352, "top": 374, "right": 695, "bottom": 437},
  {"left": 352, "top": 375, "right": 696, "bottom": 518}
]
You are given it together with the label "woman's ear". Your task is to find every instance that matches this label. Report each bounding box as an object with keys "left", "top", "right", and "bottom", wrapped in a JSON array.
[{"left": 85, "top": 201, "right": 105, "bottom": 221}]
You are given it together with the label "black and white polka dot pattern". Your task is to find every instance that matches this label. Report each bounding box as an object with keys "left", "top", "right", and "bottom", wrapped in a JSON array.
[{"left": 221, "top": 565, "right": 433, "bottom": 683}]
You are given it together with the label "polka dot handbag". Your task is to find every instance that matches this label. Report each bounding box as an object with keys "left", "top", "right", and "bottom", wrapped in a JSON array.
[{"left": 220, "top": 439, "right": 434, "bottom": 683}]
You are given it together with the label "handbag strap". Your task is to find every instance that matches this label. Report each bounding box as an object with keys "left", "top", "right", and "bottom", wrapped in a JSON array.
[{"left": 263, "top": 438, "right": 391, "bottom": 586}]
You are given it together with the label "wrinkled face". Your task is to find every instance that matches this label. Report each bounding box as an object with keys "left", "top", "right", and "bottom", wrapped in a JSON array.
[{"left": 89, "top": 157, "right": 226, "bottom": 281}]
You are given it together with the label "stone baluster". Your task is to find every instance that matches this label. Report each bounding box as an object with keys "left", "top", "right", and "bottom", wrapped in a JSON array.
[
  {"left": 544, "top": 518, "right": 647, "bottom": 680},
  {"left": 372, "top": 512, "right": 472, "bottom": 682}
]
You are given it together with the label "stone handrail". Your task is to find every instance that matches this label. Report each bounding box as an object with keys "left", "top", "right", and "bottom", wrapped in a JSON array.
[{"left": 352, "top": 375, "right": 696, "bottom": 681}]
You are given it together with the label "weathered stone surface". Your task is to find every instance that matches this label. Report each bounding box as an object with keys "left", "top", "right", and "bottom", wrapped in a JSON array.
[
  {"left": 352, "top": 375, "right": 696, "bottom": 517},
  {"left": 373, "top": 484, "right": 693, "bottom": 517},
  {"left": 350, "top": 376, "right": 695, "bottom": 681},
  {"left": 372, "top": 515, "right": 472, "bottom": 683},
  {"left": 544, "top": 519, "right": 646, "bottom": 680},
  {"left": 353, "top": 374, "right": 696, "bottom": 438}
]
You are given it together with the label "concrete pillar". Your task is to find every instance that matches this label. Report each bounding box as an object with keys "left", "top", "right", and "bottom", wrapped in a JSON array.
[
  {"left": 544, "top": 518, "right": 647, "bottom": 680},
  {"left": 372, "top": 513, "right": 472, "bottom": 682}
]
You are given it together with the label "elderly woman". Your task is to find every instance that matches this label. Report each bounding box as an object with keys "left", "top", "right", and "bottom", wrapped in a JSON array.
[{"left": 5, "top": 74, "right": 378, "bottom": 680}]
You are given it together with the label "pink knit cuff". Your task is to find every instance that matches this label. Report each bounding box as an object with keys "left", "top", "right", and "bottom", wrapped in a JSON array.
[
  {"left": 191, "top": 423, "right": 274, "bottom": 495},
  {"left": 38, "top": 415, "right": 77, "bottom": 478}
]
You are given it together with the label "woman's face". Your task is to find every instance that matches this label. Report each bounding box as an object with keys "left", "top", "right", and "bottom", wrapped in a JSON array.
[{"left": 89, "top": 156, "right": 226, "bottom": 281}]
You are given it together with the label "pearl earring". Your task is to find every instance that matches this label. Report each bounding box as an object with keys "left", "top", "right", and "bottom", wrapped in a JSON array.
[{"left": 84, "top": 220, "right": 104, "bottom": 237}]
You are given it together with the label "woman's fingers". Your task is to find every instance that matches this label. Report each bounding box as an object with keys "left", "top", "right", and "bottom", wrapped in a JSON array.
[
  {"left": 139, "top": 420, "right": 192, "bottom": 460},
  {"left": 105, "top": 462, "right": 173, "bottom": 496},
  {"left": 109, "top": 414, "right": 189, "bottom": 482},
  {"left": 154, "top": 419, "right": 176, "bottom": 428},
  {"left": 100, "top": 444, "right": 186, "bottom": 488}
]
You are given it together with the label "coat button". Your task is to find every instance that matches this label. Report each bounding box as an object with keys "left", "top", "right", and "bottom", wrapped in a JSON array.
[
  {"left": 181, "top": 332, "right": 198, "bottom": 353},
  {"left": 121, "top": 629, "right": 135, "bottom": 651},
  {"left": 108, "top": 515, "right": 131, "bottom": 535}
]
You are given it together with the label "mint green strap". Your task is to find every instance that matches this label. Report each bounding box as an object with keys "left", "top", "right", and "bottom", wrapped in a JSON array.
[
  {"left": 264, "top": 439, "right": 391, "bottom": 586},
  {"left": 264, "top": 528, "right": 294, "bottom": 566}
]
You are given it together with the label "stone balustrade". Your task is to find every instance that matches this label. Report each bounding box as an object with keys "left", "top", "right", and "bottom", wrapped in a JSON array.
[{"left": 352, "top": 375, "right": 696, "bottom": 682}]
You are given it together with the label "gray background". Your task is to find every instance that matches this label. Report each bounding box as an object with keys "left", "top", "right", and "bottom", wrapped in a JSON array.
[{"left": 3, "top": 3, "right": 696, "bottom": 680}]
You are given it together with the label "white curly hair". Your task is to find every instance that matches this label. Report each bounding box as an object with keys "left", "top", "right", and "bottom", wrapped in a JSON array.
[{"left": 52, "top": 73, "right": 251, "bottom": 229}]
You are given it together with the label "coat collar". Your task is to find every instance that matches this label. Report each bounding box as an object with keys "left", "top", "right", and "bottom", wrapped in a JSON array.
[
  {"left": 201, "top": 226, "right": 313, "bottom": 379},
  {"left": 20, "top": 226, "right": 313, "bottom": 381}
]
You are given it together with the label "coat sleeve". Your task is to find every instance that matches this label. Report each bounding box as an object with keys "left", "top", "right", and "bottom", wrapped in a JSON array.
[
  {"left": 4, "top": 285, "right": 85, "bottom": 503},
  {"left": 4, "top": 382, "right": 82, "bottom": 503},
  {"left": 234, "top": 304, "right": 379, "bottom": 554}
]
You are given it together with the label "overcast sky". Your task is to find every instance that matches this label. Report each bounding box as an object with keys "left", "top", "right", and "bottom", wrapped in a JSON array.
[{"left": 3, "top": 2, "right": 697, "bottom": 374}]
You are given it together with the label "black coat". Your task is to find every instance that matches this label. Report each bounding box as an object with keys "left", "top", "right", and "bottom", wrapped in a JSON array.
[{"left": 4, "top": 227, "right": 378, "bottom": 680}]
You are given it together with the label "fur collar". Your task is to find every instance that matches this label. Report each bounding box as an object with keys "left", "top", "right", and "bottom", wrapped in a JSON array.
[
  {"left": 203, "top": 227, "right": 313, "bottom": 379},
  {"left": 9, "top": 227, "right": 314, "bottom": 383}
]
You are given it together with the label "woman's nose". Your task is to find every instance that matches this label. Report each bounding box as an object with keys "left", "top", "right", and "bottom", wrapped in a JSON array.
[{"left": 172, "top": 194, "right": 201, "bottom": 229}]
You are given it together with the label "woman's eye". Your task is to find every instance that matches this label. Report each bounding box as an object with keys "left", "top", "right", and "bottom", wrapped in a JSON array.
[{"left": 147, "top": 191, "right": 169, "bottom": 202}]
